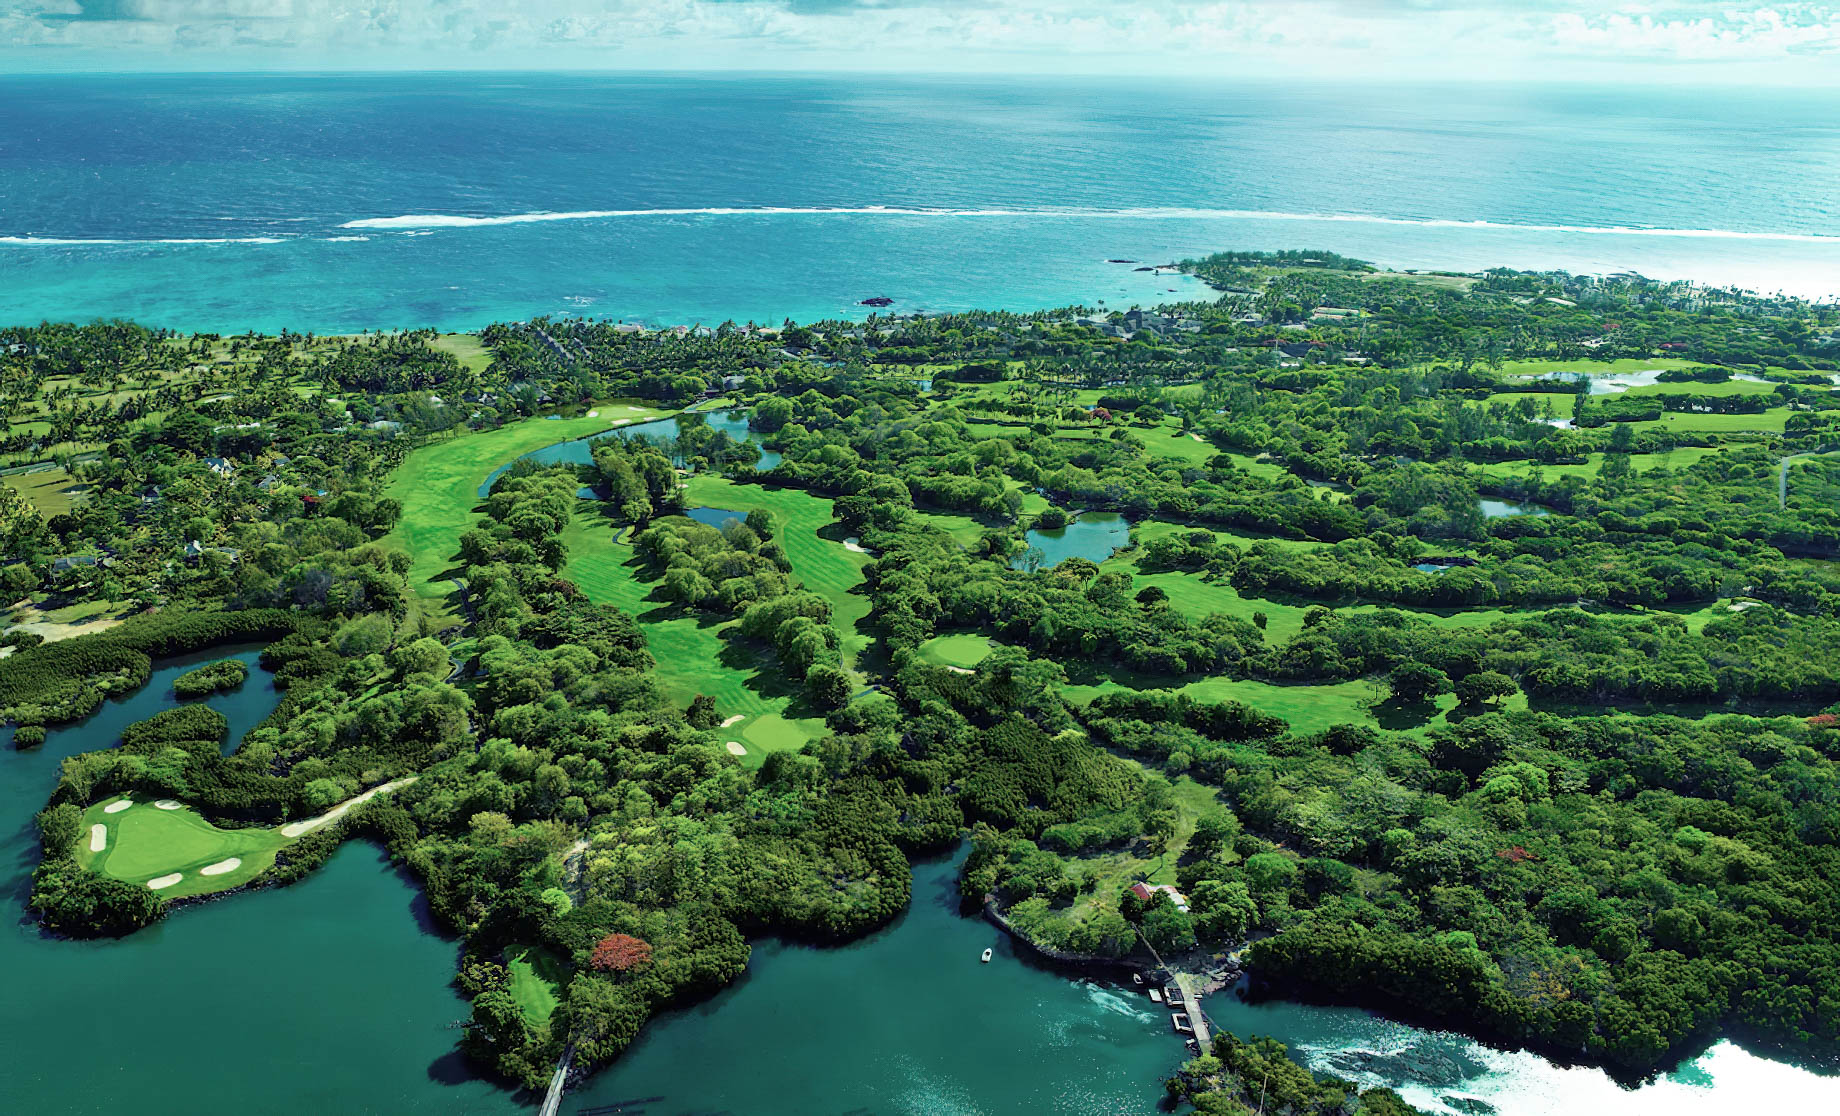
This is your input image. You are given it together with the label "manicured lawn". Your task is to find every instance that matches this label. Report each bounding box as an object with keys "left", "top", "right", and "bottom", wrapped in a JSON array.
[
  {"left": 1634, "top": 409, "right": 1791, "bottom": 435},
  {"left": 1063, "top": 668, "right": 1468, "bottom": 739},
  {"left": 1622, "top": 378, "right": 1784, "bottom": 400},
  {"left": 2, "top": 467, "right": 88, "bottom": 517},
  {"left": 506, "top": 945, "right": 566, "bottom": 1025},
  {"left": 1499, "top": 357, "right": 1697, "bottom": 377},
  {"left": 561, "top": 475, "right": 870, "bottom": 768},
  {"left": 382, "top": 406, "right": 669, "bottom": 600},
  {"left": 78, "top": 796, "right": 286, "bottom": 900},
  {"left": 917, "top": 633, "right": 994, "bottom": 669},
  {"left": 430, "top": 333, "right": 493, "bottom": 374},
  {"left": 1483, "top": 392, "right": 1576, "bottom": 418},
  {"left": 1468, "top": 446, "right": 1731, "bottom": 481}
]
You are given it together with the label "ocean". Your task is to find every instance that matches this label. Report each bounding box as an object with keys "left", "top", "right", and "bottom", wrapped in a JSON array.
[{"left": 2, "top": 72, "right": 1838, "bottom": 333}]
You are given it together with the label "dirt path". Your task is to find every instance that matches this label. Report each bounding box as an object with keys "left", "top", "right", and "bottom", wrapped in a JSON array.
[{"left": 279, "top": 777, "right": 418, "bottom": 838}]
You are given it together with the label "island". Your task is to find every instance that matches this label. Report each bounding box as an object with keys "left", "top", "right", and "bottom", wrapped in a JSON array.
[{"left": 3, "top": 251, "right": 1839, "bottom": 1109}]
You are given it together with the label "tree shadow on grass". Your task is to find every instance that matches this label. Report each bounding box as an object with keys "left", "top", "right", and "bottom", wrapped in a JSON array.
[{"left": 1371, "top": 696, "right": 1441, "bottom": 732}]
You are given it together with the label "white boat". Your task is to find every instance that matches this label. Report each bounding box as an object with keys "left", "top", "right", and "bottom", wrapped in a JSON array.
[{"left": 980, "top": 947, "right": 993, "bottom": 963}]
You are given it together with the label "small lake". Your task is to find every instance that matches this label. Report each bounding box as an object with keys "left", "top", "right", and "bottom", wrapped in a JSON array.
[
  {"left": 1414, "top": 562, "right": 1452, "bottom": 574},
  {"left": 684, "top": 506, "right": 749, "bottom": 528},
  {"left": 1014, "top": 511, "right": 1131, "bottom": 569},
  {"left": 1480, "top": 498, "right": 1551, "bottom": 519},
  {"left": 1535, "top": 369, "right": 1667, "bottom": 395},
  {"left": 477, "top": 409, "right": 773, "bottom": 497}
]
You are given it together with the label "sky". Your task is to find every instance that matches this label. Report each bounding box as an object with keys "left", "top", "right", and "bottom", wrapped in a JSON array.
[{"left": 3, "top": 0, "right": 1840, "bottom": 82}]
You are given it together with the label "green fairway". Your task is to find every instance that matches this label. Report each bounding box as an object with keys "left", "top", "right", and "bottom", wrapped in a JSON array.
[
  {"left": 77, "top": 796, "right": 286, "bottom": 900},
  {"left": 2, "top": 467, "right": 88, "bottom": 517},
  {"left": 1064, "top": 672, "right": 1465, "bottom": 738},
  {"left": 562, "top": 475, "right": 872, "bottom": 767},
  {"left": 1499, "top": 357, "right": 1698, "bottom": 377},
  {"left": 429, "top": 333, "right": 493, "bottom": 374},
  {"left": 917, "top": 633, "right": 995, "bottom": 669},
  {"left": 382, "top": 405, "right": 670, "bottom": 603},
  {"left": 506, "top": 944, "right": 566, "bottom": 1025}
]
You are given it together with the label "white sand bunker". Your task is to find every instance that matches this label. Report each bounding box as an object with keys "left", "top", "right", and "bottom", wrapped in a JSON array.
[
  {"left": 725, "top": 741, "right": 748, "bottom": 756},
  {"left": 147, "top": 873, "right": 183, "bottom": 890},
  {"left": 199, "top": 858, "right": 242, "bottom": 876},
  {"left": 943, "top": 665, "right": 975, "bottom": 675},
  {"left": 89, "top": 824, "right": 107, "bottom": 853},
  {"left": 720, "top": 715, "right": 745, "bottom": 728},
  {"left": 153, "top": 799, "right": 182, "bottom": 810},
  {"left": 103, "top": 799, "right": 133, "bottom": 814},
  {"left": 842, "top": 539, "right": 871, "bottom": 554},
  {"left": 586, "top": 410, "right": 599, "bottom": 417}
]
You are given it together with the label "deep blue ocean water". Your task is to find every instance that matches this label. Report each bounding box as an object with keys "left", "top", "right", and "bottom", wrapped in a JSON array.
[{"left": 3, "top": 73, "right": 1838, "bottom": 332}]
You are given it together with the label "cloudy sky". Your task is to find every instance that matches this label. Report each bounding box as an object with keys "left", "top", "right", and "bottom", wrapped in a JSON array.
[{"left": 4, "top": 0, "right": 1839, "bottom": 81}]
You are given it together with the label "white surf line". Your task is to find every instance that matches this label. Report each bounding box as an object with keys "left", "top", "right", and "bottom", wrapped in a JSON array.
[
  {"left": 279, "top": 776, "right": 418, "bottom": 838},
  {"left": 198, "top": 858, "right": 242, "bottom": 876},
  {"left": 103, "top": 799, "right": 132, "bottom": 814},
  {"left": 147, "top": 873, "right": 183, "bottom": 890},
  {"left": 333, "top": 206, "right": 1840, "bottom": 244},
  {"left": 89, "top": 824, "right": 107, "bottom": 853},
  {"left": 0, "top": 236, "right": 286, "bottom": 246}
]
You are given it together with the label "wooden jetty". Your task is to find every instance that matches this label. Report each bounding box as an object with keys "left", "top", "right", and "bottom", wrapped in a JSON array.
[{"left": 1173, "top": 973, "right": 1212, "bottom": 1049}]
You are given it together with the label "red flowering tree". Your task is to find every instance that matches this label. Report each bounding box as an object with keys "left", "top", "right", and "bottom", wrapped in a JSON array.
[{"left": 589, "top": 933, "right": 653, "bottom": 974}]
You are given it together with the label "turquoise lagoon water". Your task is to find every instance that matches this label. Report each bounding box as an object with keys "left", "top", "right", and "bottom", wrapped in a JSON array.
[
  {"left": 7, "top": 70, "right": 1840, "bottom": 1114},
  {"left": 5, "top": 74, "right": 1840, "bottom": 335}
]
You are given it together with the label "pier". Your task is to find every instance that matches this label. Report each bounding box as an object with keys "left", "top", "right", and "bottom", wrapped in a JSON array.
[
  {"left": 537, "top": 1042, "right": 573, "bottom": 1116},
  {"left": 1172, "top": 973, "right": 1212, "bottom": 1049}
]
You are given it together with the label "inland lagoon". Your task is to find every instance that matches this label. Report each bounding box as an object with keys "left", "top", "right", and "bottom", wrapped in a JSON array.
[{"left": 4, "top": 676, "right": 1838, "bottom": 1113}]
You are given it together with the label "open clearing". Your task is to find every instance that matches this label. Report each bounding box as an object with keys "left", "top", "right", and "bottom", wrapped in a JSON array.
[{"left": 507, "top": 945, "right": 568, "bottom": 1025}]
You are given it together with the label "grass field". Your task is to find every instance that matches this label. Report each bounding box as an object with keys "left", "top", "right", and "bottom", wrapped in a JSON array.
[
  {"left": 563, "top": 475, "right": 872, "bottom": 767},
  {"left": 506, "top": 944, "right": 566, "bottom": 1025},
  {"left": 917, "top": 633, "right": 994, "bottom": 669},
  {"left": 1634, "top": 409, "right": 1791, "bottom": 435},
  {"left": 1469, "top": 446, "right": 1728, "bottom": 482},
  {"left": 430, "top": 333, "right": 493, "bottom": 374},
  {"left": 77, "top": 796, "right": 287, "bottom": 900},
  {"left": 1499, "top": 357, "right": 1699, "bottom": 377},
  {"left": 1, "top": 467, "right": 88, "bottom": 517},
  {"left": 382, "top": 406, "right": 670, "bottom": 605}
]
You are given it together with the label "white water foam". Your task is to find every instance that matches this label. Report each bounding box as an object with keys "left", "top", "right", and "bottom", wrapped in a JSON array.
[
  {"left": 0, "top": 236, "right": 285, "bottom": 246},
  {"left": 335, "top": 206, "right": 1840, "bottom": 244}
]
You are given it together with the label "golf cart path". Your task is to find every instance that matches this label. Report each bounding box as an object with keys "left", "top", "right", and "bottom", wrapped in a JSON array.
[{"left": 280, "top": 777, "right": 418, "bottom": 838}]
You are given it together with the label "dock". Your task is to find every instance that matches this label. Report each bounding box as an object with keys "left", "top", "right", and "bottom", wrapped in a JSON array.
[
  {"left": 537, "top": 1042, "right": 573, "bottom": 1116},
  {"left": 1172, "top": 973, "right": 1212, "bottom": 1049}
]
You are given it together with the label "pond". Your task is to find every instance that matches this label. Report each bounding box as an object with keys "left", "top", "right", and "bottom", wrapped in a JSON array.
[
  {"left": 684, "top": 506, "right": 749, "bottom": 528},
  {"left": 1480, "top": 498, "right": 1551, "bottom": 519},
  {"left": 1014, "top": 510, "right": 1132, "bottom": 570},
  {"left": 1534, "top": 369, "right": 1668, "bottom": 395},
  {"left": 476, "top": 408, "right": 774, "bottom": 497}
]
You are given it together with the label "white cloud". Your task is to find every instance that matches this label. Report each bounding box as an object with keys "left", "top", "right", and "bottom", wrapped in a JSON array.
[{"left": 3, "top": 0, "right": 1839, "bottom": 79}]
